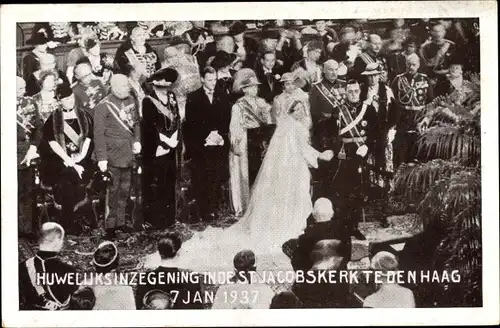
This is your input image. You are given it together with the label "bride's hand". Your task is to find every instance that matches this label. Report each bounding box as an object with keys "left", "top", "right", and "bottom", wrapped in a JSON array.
[{"left": 319, "top": 150, "right": 334, "bottom": 161}]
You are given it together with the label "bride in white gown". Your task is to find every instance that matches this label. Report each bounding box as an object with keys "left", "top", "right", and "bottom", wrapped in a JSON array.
[{"left": 143, "top": 99, "right": 333, "bottom": 272}]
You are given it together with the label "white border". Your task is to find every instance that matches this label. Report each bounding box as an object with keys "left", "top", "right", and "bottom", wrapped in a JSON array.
[{"left": 2, "top": 2, "right": 498, "bottom": 327}]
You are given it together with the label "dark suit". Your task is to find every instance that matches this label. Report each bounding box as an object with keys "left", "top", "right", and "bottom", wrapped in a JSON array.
[
  {"left": 255, "top": 64, "right": 283, "bottom": 104},
  {"left": 291, "top": 220, "right": 350, "bottom": 272},
  {"left": 94, "top": 93, "right": 141, "bottom": 230},
  {"left": 184, "top": 87, "right": 231, "bottom": 219},
  {"left": 234, "top": 36, "right": 259, "bottom": 70}
]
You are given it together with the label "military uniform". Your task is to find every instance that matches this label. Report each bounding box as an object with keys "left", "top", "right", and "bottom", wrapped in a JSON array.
[
  {"left": 419, "top": 39, "right": 455, "bottom": 80},
  {"left": 94, "top": 93, "right": 141, "bottom": 232},
  {"left": 309, "top": 78, "right": 346, "bottom": 200},
  {"left": 351, "top": 51, "right": 389, "bottom": 83},
  {"left": 391, "top": 72, "right": 433, "bottom": 167},
  {"left": 73, "top": 79, "right": 108, "bottom": 118},
  {"left": 332, "top": 100, "right": 378, "bottom": 239},
  {"left": 17, "top": 96, "right": 42, "bottom": 236}
]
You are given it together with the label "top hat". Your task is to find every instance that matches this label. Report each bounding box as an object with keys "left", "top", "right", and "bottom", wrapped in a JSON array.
[
  {"left": 91, "top": 241, "right": 119, "bottom": 269},
  {"left": 55, "top": 82, "right": 74, "bottom": 100},
  {"left": 361, "top": 62, "right": 382, "bottom": 75},
  {"left": 229, "top": 20, "right": 247, "bottom": 36},
  {"left": 147, "top": 67, "right": 179, "bottom": 87},
  {"left": 210, "top": 50, "right": 237, "bottom": 70}
]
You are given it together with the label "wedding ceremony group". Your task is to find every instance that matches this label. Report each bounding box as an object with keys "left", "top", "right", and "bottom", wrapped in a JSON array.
[{"left": 14, "top": 16, "right": 482, "bottom": 311}]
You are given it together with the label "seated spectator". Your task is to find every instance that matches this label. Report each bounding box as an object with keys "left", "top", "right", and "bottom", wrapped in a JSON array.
[
  {"left": 70, "top": 287, "right": 96, "bottom": 310},
  {"left": 211, "top": 250, "right": 275, "bottom": 309},
  {"left": 89, "top": 241, "right": 136, "bottom": 310},
  {"left": 26, "top": 53, "right": 68, "bottom": 97},
  {"left": 269, "top": 291, "right": 301, "bottom": 309},
  {"left": 292, "top": 198, "right": 350, "bottom": 271},
  {"left": 363, "top": 251, "right": 416, "bottom": 308},
  {"left": 19, "top": 222, "right": 78, "bottom": 310},
  {"left": 142, "top": 289, "right": 174, "bottom": 310},
  {"left": 292, "top": 239, "right": 351, "bottom": 308},
  {"left": 135, "top": 233, "right": 204, "bottom": 309}
]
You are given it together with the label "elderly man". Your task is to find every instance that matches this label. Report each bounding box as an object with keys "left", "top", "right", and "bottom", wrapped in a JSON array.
[
  {"left": 94, "top": 74, "right": 142, "bottom": 239},
  {"left": 17, "top": 77, "right": 41, "bottom": 238},
  {"left": 19, "top": 222, "right": 78, "bottom": 310},
  {"left": 292, "top": 198, "right": 350, "bottom": 271},
  {"left": 309, "top": 60, "right": 346, "bottom": 199},
  {"left": 72, "top": 60, "right": 108, "bottom": 117},
  {"left": 114, "top": 26, "right": 161, "bottom": 79},
  {"left": 391, "top": 53, "right": 433, "bottom": 167},
  {"left": 351, "top": 34, "right": 389, "bottom": 83},
  {"left": 419, "top": 22, "right": 455, "bottom": 80}
]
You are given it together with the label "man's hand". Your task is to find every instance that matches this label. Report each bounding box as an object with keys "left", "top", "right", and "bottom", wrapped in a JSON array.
[
  {"left": 21, "top": 145, "right": 39, "bottom": 167},
  {"left": 356, "top": 144, "right": 368, "bottom": 157},
  {"left": 98, "top": 160, "right": 108, "bottom": 172},
  {"left": 319, "top": 150, "right": 334, "bottom": 161},
  {"left": 132, "top": 142, "right": 141, "bottom": 154}
]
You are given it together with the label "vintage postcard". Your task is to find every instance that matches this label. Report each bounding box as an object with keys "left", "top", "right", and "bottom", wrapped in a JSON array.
[{"left": 1, "top": 1, "right": 498, "bottom": 327}]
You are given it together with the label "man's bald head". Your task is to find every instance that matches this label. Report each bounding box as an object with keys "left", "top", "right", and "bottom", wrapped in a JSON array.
[
  {"left": 323, "top": 59, "right": 339, "bottom": 82},
  {"left": 39, "top": 222, "right": 65, "bottom": 252},
  {"left": 312, "top": 198, "right": 334, "bottom": 223},
  {"left": 406, "top": 53, "right": 420, "bottom": 74},
  {"left": 74, "top": 62, "right": 93, "bottom": 85},
  {"left": 110, "top": 74, "right": 131, "bottom": 99},
  {"left": 368, "top": 34, "right": 382, "bottom": 54}
]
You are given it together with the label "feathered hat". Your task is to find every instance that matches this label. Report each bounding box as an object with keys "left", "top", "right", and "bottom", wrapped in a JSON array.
[{"left": 232, "top": 68, "right": 260, "bottom": 93}]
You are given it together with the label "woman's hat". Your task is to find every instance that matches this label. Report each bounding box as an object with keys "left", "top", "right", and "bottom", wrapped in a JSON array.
[
  {"left": 27, "top": 30, "right": 50, "bottom": 46},
  {"left": 147, "top": 67, "right": 179, "bottom": 87},
  {"left": 232, "top": 68, "right": 260, "bottom": 92},
  {"left": 210, "top": 50, "right": 237, "bottom": 70},
  {"left": 55, "top": 82, "right": 74, "bottom": 100},
  {"left": 279, "top": 72, "right": 297, "bottom": 83},
  {"left": 91, "top": 241, "right": 119, "bottom": 269},
  {"left": 361, "top": 62, "right": 382, "bottom": 75},
  {"left": 229, "top": 20, "right": 247, "bottom": 36}
]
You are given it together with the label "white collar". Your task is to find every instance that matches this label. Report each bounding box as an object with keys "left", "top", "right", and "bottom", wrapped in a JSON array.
[{"left": 263, "top": 67, "right": 273, "bottom": 74}]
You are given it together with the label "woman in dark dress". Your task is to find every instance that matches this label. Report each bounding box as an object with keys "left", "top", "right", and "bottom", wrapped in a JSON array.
[
  {"left": 40, "top": 83, "right": 94, "bottom": 234},
  {"left": 141, "top": 68, "right": 181, "bottom": 229}
]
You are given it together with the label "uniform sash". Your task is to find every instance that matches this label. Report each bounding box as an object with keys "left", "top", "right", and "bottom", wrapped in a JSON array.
[
  {"left": 104, "top": 100, "right": 135, "bottom": 135},
  {"left": 63, "top": 121, "right": 81, "bottom": 146},
  {"left": 148, "top": 96, "right": 174, "bottom": 122}
]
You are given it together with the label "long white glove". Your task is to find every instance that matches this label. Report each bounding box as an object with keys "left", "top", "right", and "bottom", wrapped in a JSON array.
[
  {"left": 98, "top": 160, "right": 108, "bottom": 172},
  {"left": 21, "top": 145, "right": 39, "bottom": 166},
  {"left": 388, "top": 128, "right": 396, "bottom": 143}
]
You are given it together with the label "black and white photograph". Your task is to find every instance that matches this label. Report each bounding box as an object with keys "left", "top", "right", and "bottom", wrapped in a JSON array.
[{"left": 1, "top": 2, "right": 498, "bottom": 327}]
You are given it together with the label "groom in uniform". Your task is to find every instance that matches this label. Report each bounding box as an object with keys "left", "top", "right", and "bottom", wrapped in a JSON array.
[
  {"left": 94, "top": 74, "right": 141, "bottom": 239},
  {"left": 313, "top": 78, "right": 378, "bottom": 241}
]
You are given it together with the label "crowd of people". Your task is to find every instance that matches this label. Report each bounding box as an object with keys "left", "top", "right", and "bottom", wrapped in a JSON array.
[{"left": 17, "top": 18, "right": 479, "bottom": 310}]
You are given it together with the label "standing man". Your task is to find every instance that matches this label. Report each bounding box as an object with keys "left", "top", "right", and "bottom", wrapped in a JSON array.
[
  {"left": 351, "top": 34, "right": 389, "bottom": 83},
  {"left": 360, "top": 63, "right": 397, "bottom": 227},
  {"left": 332, "top": 80, "right": 378, "bottom": 240},
  {"left": 391, "top": 54, "right": 433, "bottom": 167},
  {"left": 419, "top": 22, "right": 455, "bottom": 82},
  {"left": 255, "top": 51, "right": 283, "bottom": 104},
  {"left": 309, "top": 60, "right": 346, "bottom": 200},
  {"left": 17, "top": 76, "right": 42, "bottom": 238},
  {"left": 184, "top": 66, "right": 231, "bottom": 222},
  {"left": 72, "top": 60, "right": 108, "bottom": 118},
  {"left": 141, "top": 68, "right": 181, "bottom": 229},
  {"left": 94, "top": 74, "right": 142, "bottom": 240}
]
